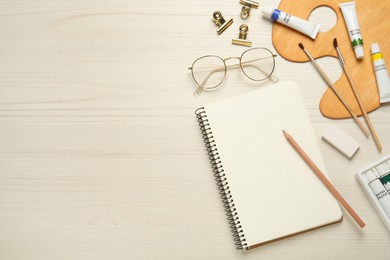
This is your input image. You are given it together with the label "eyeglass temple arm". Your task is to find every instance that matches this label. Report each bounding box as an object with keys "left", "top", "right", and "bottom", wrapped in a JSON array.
[
  {"left": 225, "top": 55, "right": 278, "bottom": 82},
  {"left": 192, "top": 66, "right": 226, "bottom": 95},
  {"left": 200, "top": 56, "right": 277, "bottom": 83},
  {"left": 237, "top": 55, "right": 277, "bottom": 75},
  {"left": 241, "top": 63, "right": 279, "bottom": 82},
  {"left": 228, "top": 56, "right": 278, "bottom": 81},
  {"left": 235, "top": 55, "right": 277, "bottom": 67}
]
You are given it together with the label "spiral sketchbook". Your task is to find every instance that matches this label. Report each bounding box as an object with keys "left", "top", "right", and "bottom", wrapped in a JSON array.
[{"left": 195, "top": 81, "right": 342, "bottom": 250}]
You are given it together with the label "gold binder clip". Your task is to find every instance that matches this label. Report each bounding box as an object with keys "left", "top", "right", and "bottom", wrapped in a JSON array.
[
  {"left": 239, "top": 0, "right": 259, "bottom": 20},
  {"left": 232, "top": 24, "right": 252, "bottom": 47},
  {"left": 212, "top": 11, "right": 233, "bottom": 35}
]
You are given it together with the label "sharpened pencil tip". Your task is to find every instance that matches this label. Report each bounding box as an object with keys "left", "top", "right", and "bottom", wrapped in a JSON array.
[
  {"left": 298, "top": 43, "right": 304, "bottom": 50},
  {"left": 333, "top": 38, "right": 338, "bottom": 48}
]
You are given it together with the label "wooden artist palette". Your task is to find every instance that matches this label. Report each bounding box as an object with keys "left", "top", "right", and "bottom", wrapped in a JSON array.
[{"left": 272, "top": 0, "right": 390, "bottom": 119}]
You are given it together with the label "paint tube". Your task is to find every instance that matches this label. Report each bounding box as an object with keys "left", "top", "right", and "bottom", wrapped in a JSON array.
[
  {"left": 371, "top": 43, "right": 390, "bottom": 104},
  {"left": 340, "top": 2, "right": 364, "bottom": 59},
  {"left": 262, "top": 7, "right": 320, "bottom": 40}
]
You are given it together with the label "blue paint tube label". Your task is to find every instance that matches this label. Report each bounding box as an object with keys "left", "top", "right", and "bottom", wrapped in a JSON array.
[{"left": 271, "top": 9, "right": 281, "bottom": 21}]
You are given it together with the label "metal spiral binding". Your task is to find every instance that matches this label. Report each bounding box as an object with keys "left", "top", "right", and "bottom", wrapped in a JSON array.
[{"left": 195, "top": 107, "right": 247, "bottom": 250}]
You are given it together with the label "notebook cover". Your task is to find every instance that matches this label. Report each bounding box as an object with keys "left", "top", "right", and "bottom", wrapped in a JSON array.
[{"left": 197, "top": 80, "right": 343, "bottom": 250}]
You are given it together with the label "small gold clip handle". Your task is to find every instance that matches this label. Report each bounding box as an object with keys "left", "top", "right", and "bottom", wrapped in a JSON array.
[
  {"left": 212, "top": 11, "right": 234, "bottom": 34},
  {"left": 232, "top": 24, "right": 252, "bottom": 47},
  {"left": 239, "top": 0, "right": 259, "bottom": 20}
]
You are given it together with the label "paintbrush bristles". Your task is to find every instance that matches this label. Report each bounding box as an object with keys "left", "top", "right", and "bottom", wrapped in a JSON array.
[
  {"left": 333, "top": 38, "right": 338, "bottom": 48},
  {"left": 298, "top": 43, "right": 315, "bottom": 63}
]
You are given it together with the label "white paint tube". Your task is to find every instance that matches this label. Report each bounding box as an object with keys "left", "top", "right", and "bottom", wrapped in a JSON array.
[
  {"left": 340, "top": 2, "right": 364, "bottom": 59},
  {"left": 262, "top": 7, "right": 320, "bottom": 40}
]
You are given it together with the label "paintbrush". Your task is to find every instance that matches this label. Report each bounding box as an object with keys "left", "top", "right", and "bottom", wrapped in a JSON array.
[
  {"left": 333, "top": 38, "right": 382, "bottom": 151},
  {"left": 298, "top": 43, "right": 370, "bottom": 137}
]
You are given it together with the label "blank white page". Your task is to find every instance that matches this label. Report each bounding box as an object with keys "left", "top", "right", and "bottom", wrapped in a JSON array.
[{"left": 202, "top": 80, "right": 342, "bottom": 250}]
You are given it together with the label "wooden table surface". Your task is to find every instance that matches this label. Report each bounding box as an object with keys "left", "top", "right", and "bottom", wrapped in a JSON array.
[{"left": 0, "top": 0, "right": 389, "bottom": 259}]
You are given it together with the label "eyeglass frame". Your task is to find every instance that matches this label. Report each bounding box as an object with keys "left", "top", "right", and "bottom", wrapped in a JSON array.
[{"left": 188, "top": 47, "right": 278, "bottom": 95}]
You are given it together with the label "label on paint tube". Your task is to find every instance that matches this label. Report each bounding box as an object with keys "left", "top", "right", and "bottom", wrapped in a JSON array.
[
  {"left": 371, "top": 43, "right": 390, "bottom": 104},
  {"left": 381, "top": 173, "right": 390, "bottom": 193},
  {"left": 272, "top": 9, "right": 292, "bottom": 25},
  {"left": 350, "top": 29, "right": 363, "bottom": 48},
  {"left": 271, "top": 9, "right": 281, "bottom": 21}
]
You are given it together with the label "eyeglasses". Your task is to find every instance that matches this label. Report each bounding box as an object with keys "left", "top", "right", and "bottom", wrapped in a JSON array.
[{"left": 188, "top": 47, "right": 278, "bottom": 95}]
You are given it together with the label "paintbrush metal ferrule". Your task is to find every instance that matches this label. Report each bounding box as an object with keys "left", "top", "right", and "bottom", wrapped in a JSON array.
[
  {"left": 333, "top": 38, "right": 346, "bottom": 66},
  {"left": 335, "top": 47, "right": 346, "bottom": 66}
]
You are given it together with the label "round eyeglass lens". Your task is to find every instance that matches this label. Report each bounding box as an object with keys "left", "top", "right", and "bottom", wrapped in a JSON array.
[
  {"left": 191, "top": 55, "right": 226, "bottom": 90},
  {"left": 240, "top": 48, "right": 275, "bottom": 81}
]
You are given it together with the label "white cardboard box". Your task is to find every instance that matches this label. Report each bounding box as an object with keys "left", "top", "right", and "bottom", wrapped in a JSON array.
[{"left": 355, "top": 154, "right": 390, "bottom": 233}]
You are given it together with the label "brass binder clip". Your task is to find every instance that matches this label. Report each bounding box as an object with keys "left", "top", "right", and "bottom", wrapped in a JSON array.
[
  {"left": 239, "top": 0, "right": 259, "bottom": 20},
  {"left": 232, "top": 24, "right": 252, "bottom": 47},
  {"left": 212, "top": 11, "right": 233, "bottom": 35}
]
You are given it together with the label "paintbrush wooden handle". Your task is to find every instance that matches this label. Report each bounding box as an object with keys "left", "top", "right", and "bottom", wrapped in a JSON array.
[
  {"left": 328, "top": 83, "right": 370, "bottom": 137},
  {"left": 343, "top": 68, "right": 382, "bottom": 150},
  {"left": 310, "top": 60, "right": 370, "bottom": 137}
]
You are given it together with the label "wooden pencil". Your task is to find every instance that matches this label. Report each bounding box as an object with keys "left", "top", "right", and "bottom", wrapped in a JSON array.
[{"left": 283, "top": 130, "right": 366, "bottom": 228}]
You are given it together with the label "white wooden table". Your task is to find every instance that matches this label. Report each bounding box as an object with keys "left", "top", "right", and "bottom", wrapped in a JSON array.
[{"left": 0, "top": 0, "right": 389, "bottom": 259}]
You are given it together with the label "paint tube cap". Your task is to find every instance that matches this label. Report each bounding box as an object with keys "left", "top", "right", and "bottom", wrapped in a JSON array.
[
  {"left": 371, "top": 43, "right": 380, "bottom": 54},
  {"left": 376, "top": 163, "right": 390, "bottom": 177},
  {"left": 354, "top": 46, "right": 364, "bottom": 59},
  {"left": 365, "top": 170, "right": 377, "bottom": 182},
  {"left": 261, "top": 7, "right": 274, "bottom": 19}
]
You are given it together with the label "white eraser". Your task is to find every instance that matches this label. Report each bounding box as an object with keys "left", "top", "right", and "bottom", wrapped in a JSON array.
[{"left": 321, "top": 125, "right": 360, "bottom": 159}]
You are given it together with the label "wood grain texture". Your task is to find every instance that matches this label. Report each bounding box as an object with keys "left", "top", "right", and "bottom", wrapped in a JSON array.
[
  {"left": 0, "top": 0, "right": 390, "bottom": 259},
  {"left": 272, "top": 0, "right": 390, "bottom": 119}
]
